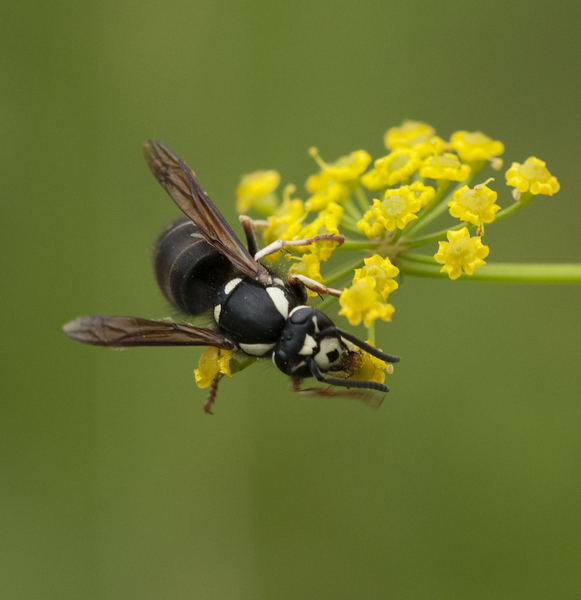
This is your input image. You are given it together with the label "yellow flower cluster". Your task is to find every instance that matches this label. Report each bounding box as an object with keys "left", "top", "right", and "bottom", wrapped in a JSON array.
[
  {"left": 339, "top": 256, "right": 399, "bottom": 327},
  {"left": 236, "top": 170, "right": 280, "bottom": 215},
  {"left": 357, "top": 186, "right": 423, "bottom": 237},
  {"left": 194, "top": 347, "right": 233, "bottom": 389}
]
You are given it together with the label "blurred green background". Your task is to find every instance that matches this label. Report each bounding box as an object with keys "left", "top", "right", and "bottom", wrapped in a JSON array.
[{"left": 2, "top": 1, "right": 580, "bottom": 598}]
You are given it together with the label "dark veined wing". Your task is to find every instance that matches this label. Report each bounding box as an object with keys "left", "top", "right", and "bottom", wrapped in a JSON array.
[
  {"left": 143, "top": 139, "right": 270, "bottom": 283},
  {"left": 63, "top": 316, "right": 235, "bottom": 349}
]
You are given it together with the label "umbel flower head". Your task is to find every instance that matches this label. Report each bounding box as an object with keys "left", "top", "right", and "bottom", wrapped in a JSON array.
[{"left": 197, "top": 119, "right": 571, "bottom": 394}]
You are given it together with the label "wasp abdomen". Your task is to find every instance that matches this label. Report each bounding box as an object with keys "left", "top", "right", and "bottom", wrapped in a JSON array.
[{"left": 153, "top": 218, "right": 233, "bottom": 315}]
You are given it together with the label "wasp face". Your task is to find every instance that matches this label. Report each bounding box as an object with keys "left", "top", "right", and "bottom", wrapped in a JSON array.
[{"left": 273, "top": 306, "right": 347, "bottom": 378}]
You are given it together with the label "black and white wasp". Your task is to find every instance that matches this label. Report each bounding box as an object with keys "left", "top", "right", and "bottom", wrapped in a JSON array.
[{"left": 63, "top": 140, "right": 400, "bottom": 411}]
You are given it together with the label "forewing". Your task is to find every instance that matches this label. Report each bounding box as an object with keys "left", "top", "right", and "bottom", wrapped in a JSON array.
[
  {"left": 143, "top": 139, "right": 269, "bottom": 282},
  {"left": 63, "top": 316, "right": 235, "bottom": 349}
]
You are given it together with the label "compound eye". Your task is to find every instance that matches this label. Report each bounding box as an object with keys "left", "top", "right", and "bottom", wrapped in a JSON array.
[{"left": 289, "top": 306, "right": 312, "bottom": 325}]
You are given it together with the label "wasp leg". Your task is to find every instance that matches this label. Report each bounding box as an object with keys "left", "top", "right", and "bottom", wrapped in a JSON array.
[
  {"left": 203, "top": 375, "right": 221, "bottom": 414},
  {"left": 239, "top": 215, "right": 268, "bottom": 257},
  {"left": 287, "top": 273, "right": 342, "bottom": 298},
  {"left": 253, "top": 233, "right": 345, "bottom": 262},
  {"left": 289, "top": 377, "right": 384, "bottom": 409}
]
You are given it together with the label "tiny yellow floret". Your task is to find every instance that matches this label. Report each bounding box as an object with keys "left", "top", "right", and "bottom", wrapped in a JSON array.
[
  {"left": 194, "top": 347, "right": 233, "bottom": 389},
  {"left": 408, "top": 181, "right": 436, "bottom": 208},
  {"left": 448, "top": 183, "right": 500, "bottom": 226},
  {"left": 305, "top": 181, "right": 349, "bottom": 211},
  {"left": 450, "top": 131, "right": 504, "bottom": 162},
  {"left": 349, "top": 341, "right": 388, "bottom": 385},
  {"left": 352, "top": 255, "right": 399, "bottom": 301},
  {"left": 505, "top": 157, "right": 560, "bottom": 196},
  {"left": 434, "top": 227, "right": 489, "bottom": 280},
  {"left": 236, "top": 170, "right": 280, "bottom": 215},
  {"left": 361, "top": 149, "right": 422, "bottom": 190},
  {"left": 339, "top": 278, "right": 395, "bottom": 328},
  {"left": 420, "top": 153, "right": 471, "bottom": 182},
  {"left": 384, "top": 120, "right": 445, "bottom": 157},
  {"left": 289, "top": 254, "right": 323, "bottom": 297},
  {"left": 308, "top": 147, "right": 371, "bottom": 183}
]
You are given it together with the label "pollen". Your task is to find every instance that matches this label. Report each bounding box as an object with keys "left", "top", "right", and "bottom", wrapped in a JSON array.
[
  {"left": 236, "top": 170, "right": 280, "bottom": 215},
  {"left": 505, "top": 157, "right": 560, "bottom": 196},
  {"left": 448, "top": 182, "right": 500, "bottom": 226},
  {"left": 433, "top": 227, "right": 490, "bottom": 280}
]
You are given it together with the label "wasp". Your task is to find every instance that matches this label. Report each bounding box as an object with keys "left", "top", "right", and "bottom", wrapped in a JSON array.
[{"left": 63, "top": 141, "right": 400, "bottom": 411}]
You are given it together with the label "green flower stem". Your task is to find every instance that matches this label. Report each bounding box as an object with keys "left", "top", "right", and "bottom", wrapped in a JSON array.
[
  {"left": 402, "top": 195, "right": 536, "bottom": 251},
  {"left": 403, "top": 175, "right": 477, "bottom": 239},
  {"left": 340, "top": 216, "right": 365, "bottom": 236},
  {"left": 315, "top": 294, "right": 339, "bottom": 313},
  {"left": 344, "top": 198, "right": 363, "bottom": 222},
  {"left": 354, "top": 186, "right": 371, "bottom": 213},
  {"left": 400, "top": 180, "right": 451, "bottom": 237},
  {"left": 367, "top": 322, "right": 375, "bottom": 345},
  {"left": 399, "top": 255, "right": 581, "bottom": 283},
  {"left": 494, "top": 195, "right": 533, "bottom": 222},
  {"left": 402, "top": 221, "right": 473, "bottom": 250},
  {"left": 338, "top": 240, "right": 381, "bottom": 252},
  {"left": 323, "top": 256, "right": 365, "bottom": 285}
]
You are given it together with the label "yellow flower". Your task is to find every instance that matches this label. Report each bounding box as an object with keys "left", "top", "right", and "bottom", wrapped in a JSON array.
[
  {"left": 353, "top": 255, "right": 399, "bottom": 301},
  {"left": 308, "top": 147, "right": 372, "bottom": 184},
  {"left": 194, "top": 347, "right": 233, "bottom": 389},
  {"left": 349, "top": 341, "right": 388, "bottom": 385},
  {"left": 420, "top": 153, "right": 471, "bottom": 182},
  {"left": 298, "top": 202, "right": 344, "bottom": 261},
  {"left": 448, "top": 183, "right": 501, "bottom": 226},
  {"left": 434, "top": 227, "right": 489, "bottom": 280},
  {"left": 450, "top": 131, "right": 504, "bottom": 162},
  {"left": 408, "top": 180, "right": 436, "bottom": 208},
  {"left": 360, "top": 186, "right": 423, "bottom": 236},
  {"left": 384, "top": 120, "right": 445, "bottom": 157},
  {"left": 305, "top": 181, "right": 349, "bottom": 211},
  {"left": 262, "top": 192, "right": 305, "bottom": 248},
  {"left": 289, "top": 254, "right": 322, "bottom": 297},
  {"left": 236, "top": 170, "right": 280, "bottom": 215},
  {"left": 339, "top": 278, "right": 395, "bottom": 327},
  {"left": 505, "top": 157, "right": 560, "bottom": 196},
  {"left": 361, "top": 149, "right": 422, "bottom": 190}
]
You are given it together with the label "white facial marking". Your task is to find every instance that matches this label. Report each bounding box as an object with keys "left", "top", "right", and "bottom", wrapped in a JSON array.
[
  {"left": 273, "top": 277, "right": 285, "bottom": 287},
  {"left": 315, "top": 337, "right": 343, "bottom": 370},
  {"left": 298, "top": 334, "right": 317, "bottom": 356},
  {"left": 213, "top": 304, "right": 222, "bottom": 324},
  {"left": 239, "top": 342, "right": 275, "bottom": 356},
  {"left": 224, "top": 278, "right": 242, "bottom": 295},
  {"left": 311, "top": 315, "right": 320, "bottom": 333},
  {"left": 266, "top": 287, "right": 289, "bottom": 319}
]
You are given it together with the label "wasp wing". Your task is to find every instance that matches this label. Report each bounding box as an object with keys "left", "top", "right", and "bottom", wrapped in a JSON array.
[
  {"left": 143, "top": 139, "right": 270, "bottom": 283},
  {"left": 63, "top": 316, "right": 235, "bottom": 349}
]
